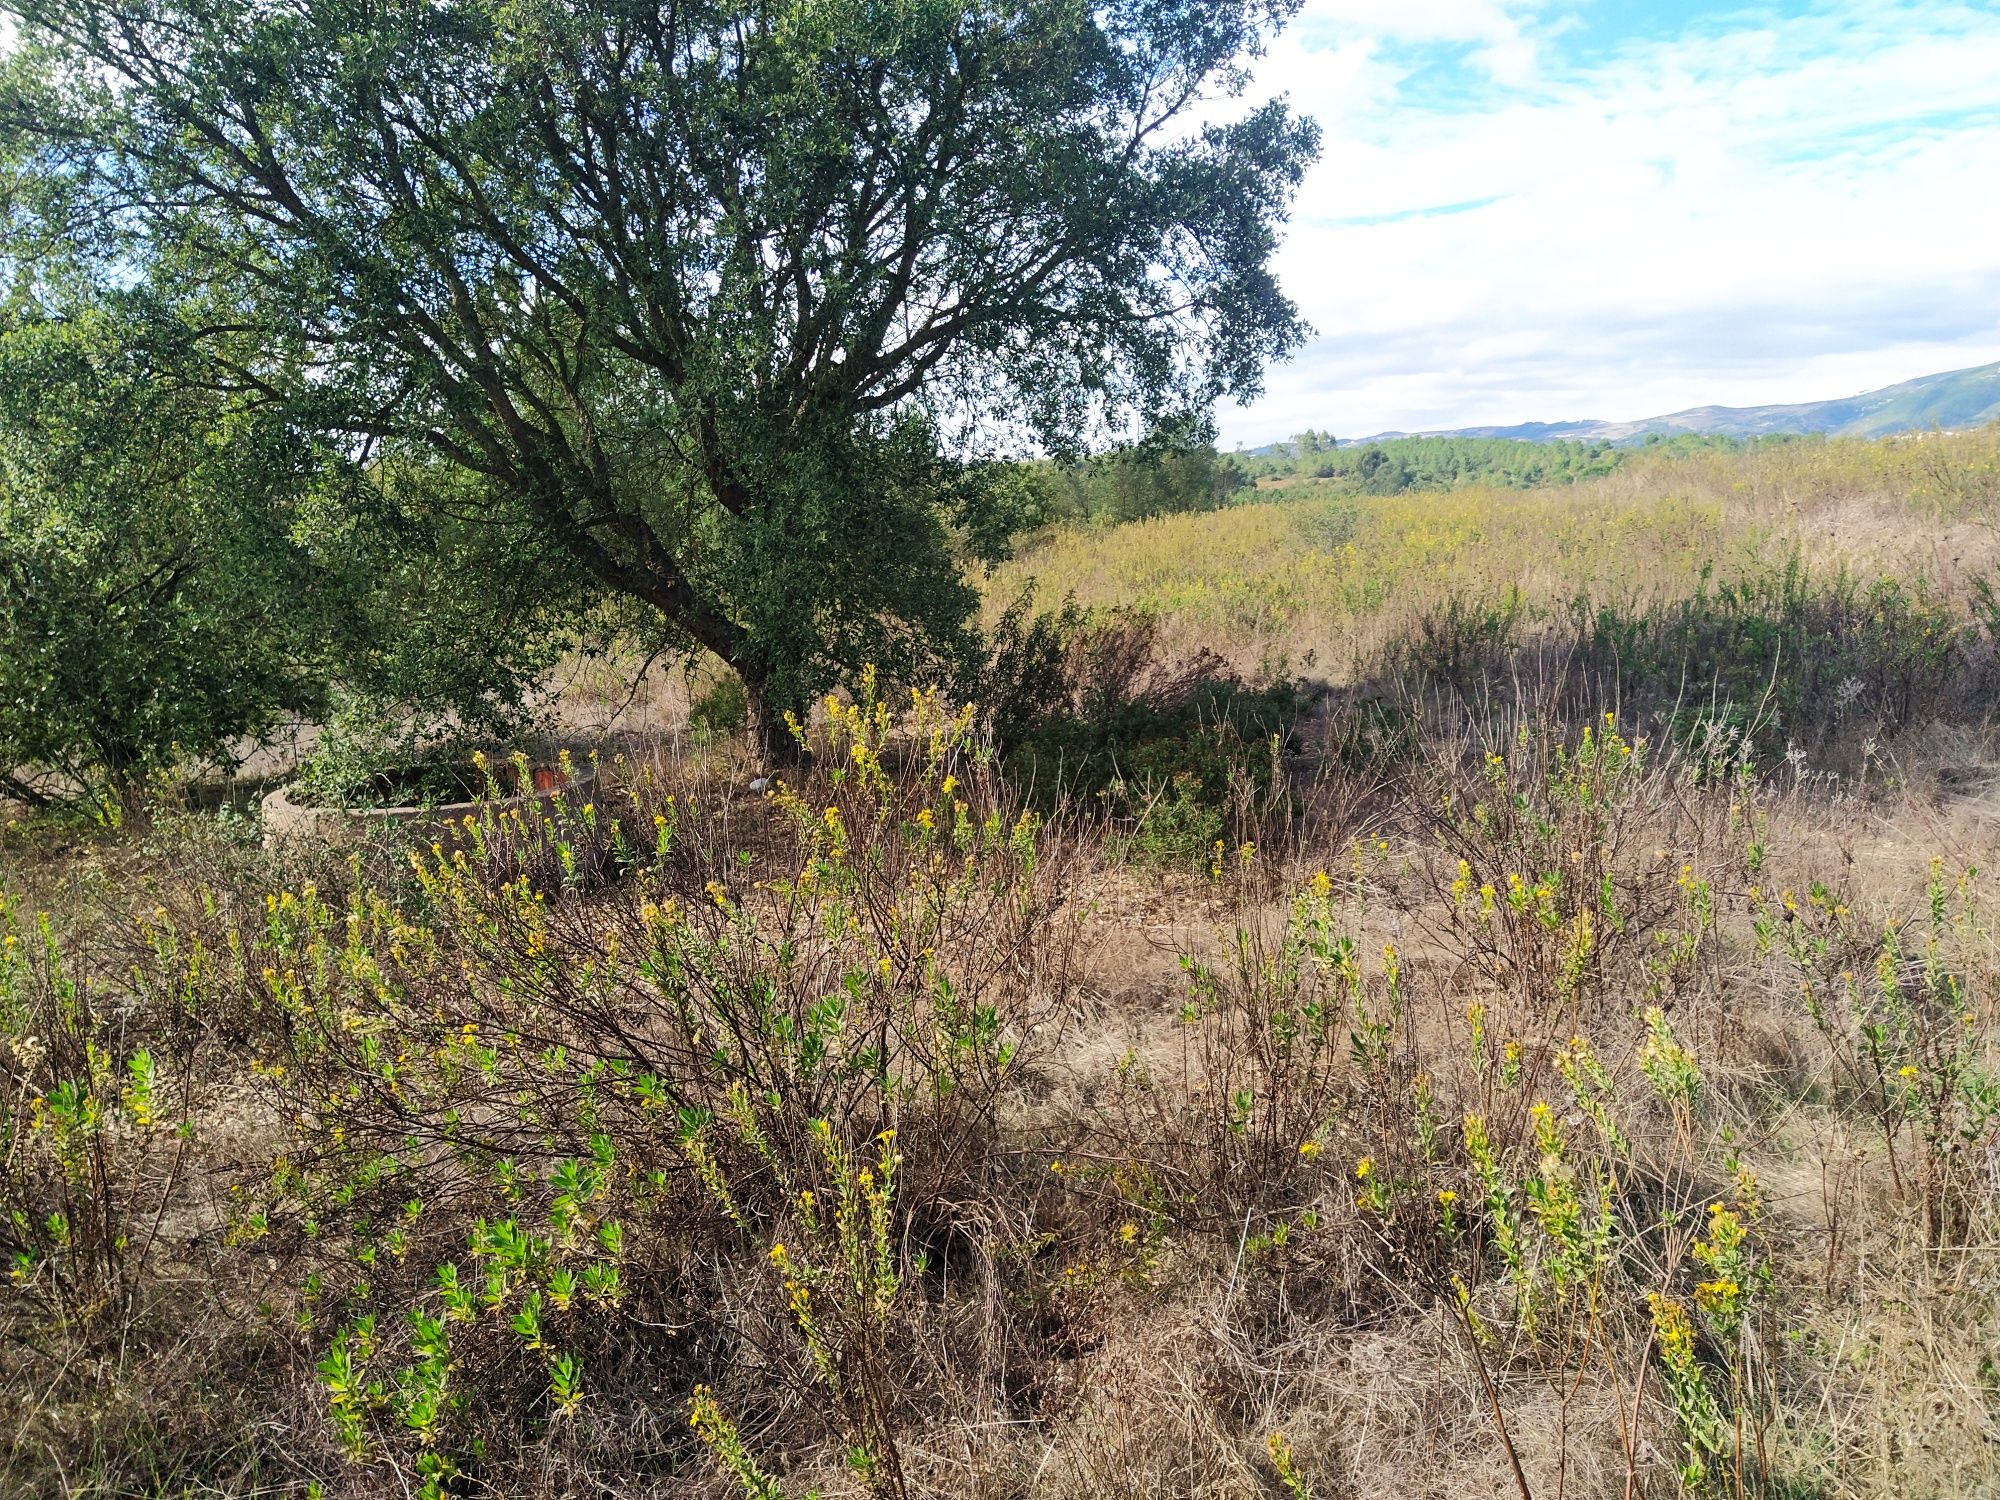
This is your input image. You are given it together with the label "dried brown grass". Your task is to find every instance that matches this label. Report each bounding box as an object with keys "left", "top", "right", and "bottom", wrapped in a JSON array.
[{"left": 9, "top": 434, "right": 2000, "bottom": 1498}]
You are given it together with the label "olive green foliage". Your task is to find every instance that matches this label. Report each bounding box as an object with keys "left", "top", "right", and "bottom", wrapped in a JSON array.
[
  {"left": 313, "top": 451, "right": 601, "bottom": 740},
  {"left": 0, "top": 305, "right": 339, "bottom": 811},
  {"left": 1370, "top": 556, "right": 1989, "bottom": 768},
  {"left": 3, "top": 0, "right": 1319, "bottom": 737},
  {"left": 1033, "top": 431, "right": 1252, "bottom": 527},
  {"left": 1582, "top": 559, "right": 1981, "bottom": 762},
  {"left": 286, "top": 698, "right": 522, "bottom": 812}
]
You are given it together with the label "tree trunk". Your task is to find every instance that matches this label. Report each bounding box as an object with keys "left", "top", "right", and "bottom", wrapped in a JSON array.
[{"left": 741, "top": 667, "right": 808, "bottom": 767}]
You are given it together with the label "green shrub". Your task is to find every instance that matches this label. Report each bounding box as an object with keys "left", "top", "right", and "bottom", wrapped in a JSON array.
[
  {"left": 116, "top": 679, "right": 1077, "bottom": 1494},
  {"left": 1119, "top": 772, "right": 1227, "bottom": 869},
  {"left": 984, "top": 592, "right": 1304, "bottom": 860},
  {"left": 688, "top": 674, "right": 751, "bottom": 742}
]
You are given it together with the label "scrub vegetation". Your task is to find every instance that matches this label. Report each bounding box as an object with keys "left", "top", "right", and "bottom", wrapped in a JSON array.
[
  {"left": 7, "top": 1, "right": 2000, "bottom": 1494},
  {"left": 9, "top": 431, "right": 2000, "bottom": 1498}
]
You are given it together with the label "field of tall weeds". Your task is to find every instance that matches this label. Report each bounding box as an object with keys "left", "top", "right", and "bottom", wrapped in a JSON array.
[
  {"left": 8, "top": 433, "right": 2000, "bottom": 1499},
  {"left": 991, "top": 427, "right": 2000, "bottom": 678}
]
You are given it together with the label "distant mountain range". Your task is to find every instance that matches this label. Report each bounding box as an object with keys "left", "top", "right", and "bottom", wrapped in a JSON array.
[{"left": 1344, "top": 359, "right": 2000, "bottom": 446}]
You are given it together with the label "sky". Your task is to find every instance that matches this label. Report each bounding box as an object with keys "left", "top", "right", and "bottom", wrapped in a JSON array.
[{"left": 1216, "top": 0, "right": 2000, "bottom": 447}]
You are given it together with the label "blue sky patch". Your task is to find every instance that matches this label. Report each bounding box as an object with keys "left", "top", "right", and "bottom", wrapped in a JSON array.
[{"left": 1220, "top": 0, "right": 2000, "bottom": 445}]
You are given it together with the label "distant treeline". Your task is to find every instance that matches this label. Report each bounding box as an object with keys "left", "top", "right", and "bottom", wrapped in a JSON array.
[
  {"left": 1234, "top": 429, "right": 1803, "bottom": 496},
  {"left": 1247, "top": 432, "right": 1620, "bottom": 492},
  {"left": 1008, "top": 429, "right": 1807, "bottom": 532}
]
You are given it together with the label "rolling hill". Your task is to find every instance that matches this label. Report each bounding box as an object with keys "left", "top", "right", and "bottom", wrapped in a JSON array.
[{"left": 1354, "top": 359, "right": 2000, "bottom": 446}]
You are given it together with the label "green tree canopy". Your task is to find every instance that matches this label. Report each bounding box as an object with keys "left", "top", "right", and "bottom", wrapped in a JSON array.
[
  {"left": 0, "top": 292, "right": 596, "bottom": 811},
  {"left": 3, "top": 0, "right": 1318, "bottom": 743},
  {"left": 0, "top": 302, "right": 342, "bottom": 810},
  {"left": 1032, "top": 420, "right": 1250, "bottom": 525}
]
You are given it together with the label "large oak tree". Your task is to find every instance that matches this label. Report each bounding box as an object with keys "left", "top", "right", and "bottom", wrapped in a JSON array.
[{"left": 3, "top": 0, "right": 1318, "bottom": 740}]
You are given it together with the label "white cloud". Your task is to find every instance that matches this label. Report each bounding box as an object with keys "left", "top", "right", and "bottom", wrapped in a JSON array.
[
  {"left": 1221, "top": 2, "right": 2000, "bottom": 445},
  {"left": 1285, "top": 0, "right": 1549, "bottom": 83}
]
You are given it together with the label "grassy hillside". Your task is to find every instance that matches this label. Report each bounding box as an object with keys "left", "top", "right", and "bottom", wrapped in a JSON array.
[
  {"left": 12, "top": 429, "right": 2000, "bottom": 1499},
  {"left": 1836, "top": 362, "right": 2000, "bottom": 437},
  {"left": 1329, "top": 360, "right": 2000, "bottom": 445}
]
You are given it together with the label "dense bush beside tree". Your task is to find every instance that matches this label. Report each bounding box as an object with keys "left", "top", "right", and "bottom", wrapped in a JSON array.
[{"left": 983, "top": 590, "right": 1304, "bottom": 863}]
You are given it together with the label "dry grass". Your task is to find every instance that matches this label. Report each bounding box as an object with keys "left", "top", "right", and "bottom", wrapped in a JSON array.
[
  {"left": 8, "top": 432, "right": 2000, "bottom": 1500},
  {"left": 989, "top": 428, "right": 2000, "bottom": 676}
]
